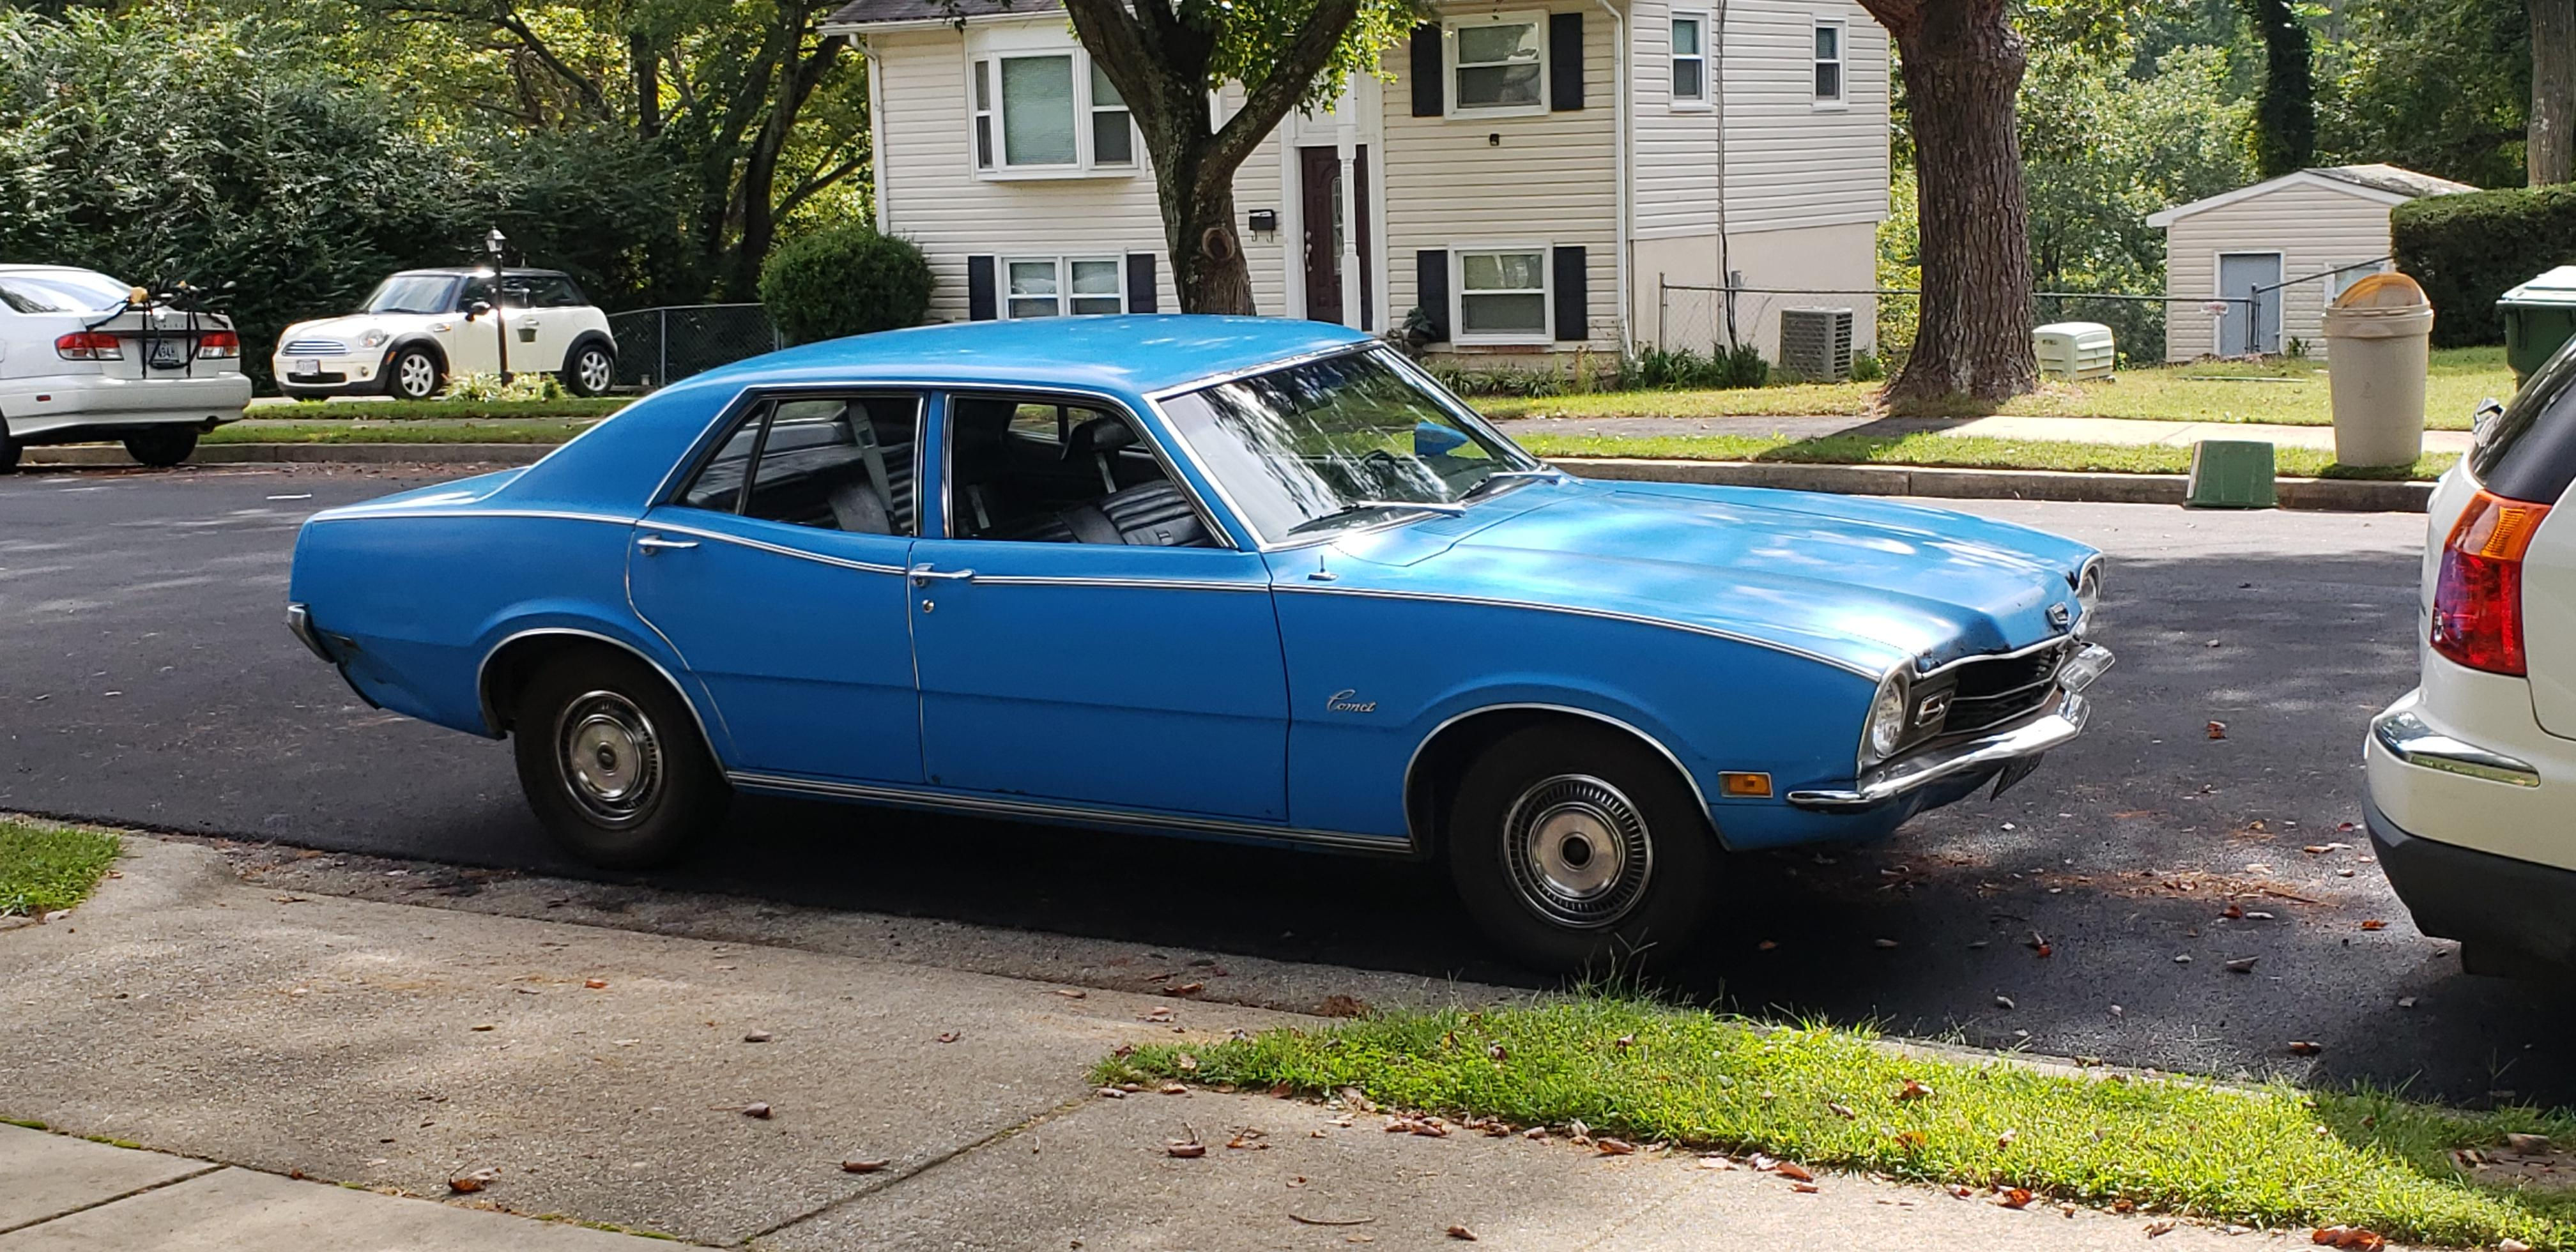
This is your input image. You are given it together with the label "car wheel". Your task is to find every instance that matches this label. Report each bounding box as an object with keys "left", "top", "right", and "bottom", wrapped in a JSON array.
[
  {"left": 0, "top": 429, "right": 19, "bottom": 473},
  {"left": 562, "top": 344, "right": 615, "bottom": 397},
  {"left": 123, "top": 426, "right": 197, "bottom": 468},
  {"left": 388, "top": 347, "right": 442, "bottom": 401},
  {"left": 510, "top": 649, "right": 727, "bottom": 869},
  {"left": 1446, "top": 722, "right": 1713, "bottom": 973}
]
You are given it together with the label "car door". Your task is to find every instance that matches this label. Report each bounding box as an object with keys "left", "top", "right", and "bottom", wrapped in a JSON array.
[
  {"left": 627, "top": 392, "right": 924, "bottom": 784},
  {"left": 445, "top": 275, "right": 503, "bottom": 376},
  {"left": 517, "top": 274, "right": 584, "bottom": 372},
  {"left": 905, "top": 391, "right": 1291, "bottom": 821}
]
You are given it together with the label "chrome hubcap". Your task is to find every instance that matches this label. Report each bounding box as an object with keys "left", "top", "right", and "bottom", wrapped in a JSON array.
[
  {"left": 556, "top": 691, "right": 661, "bottom": 827},
  {"left": 1502, "top": 775, "right": 1652, "bottom": 929},
  {"left": 578, "top": 350, "right": 611, "bottom": 392},
  {"left": 398, "top": 355, "right": 436, "bottom": 397}
]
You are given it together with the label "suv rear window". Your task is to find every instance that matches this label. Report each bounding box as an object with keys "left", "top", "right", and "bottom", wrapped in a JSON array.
[{"left": 2472, "top": 339, "right": 2576, "bottom": 504}]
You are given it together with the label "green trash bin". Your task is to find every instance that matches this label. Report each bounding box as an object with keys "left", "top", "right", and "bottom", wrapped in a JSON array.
[{"left": 2499, "top": 265, "right": 2576, "bottom": 384}]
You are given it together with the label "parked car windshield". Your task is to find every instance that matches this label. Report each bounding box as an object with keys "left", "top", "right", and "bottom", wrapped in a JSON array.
[
  {"left": 362, "top": 275, "right": 460, "bottom": 315},
  {"left": 1157, "top": 347, "right": 1544, "bottom": 544},
  {"left": 0, "top": 269, "right": 129, "bottom": 314}
]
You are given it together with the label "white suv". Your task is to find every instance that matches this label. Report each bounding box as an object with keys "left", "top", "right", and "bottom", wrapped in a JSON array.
[
  {"left": 2368, "top": 343, "right": 2576, "bottom": 975},
  {"left": 0, "top": 264, "right": 252, "bottom": 471},
  {"left": 273, "top": 268, "right": 618, "bottom": 401}
]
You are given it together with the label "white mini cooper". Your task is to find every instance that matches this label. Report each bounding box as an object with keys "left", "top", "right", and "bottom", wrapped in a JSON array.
[{"left": 273, "top": 268, "right": 618, "bottom": 401}]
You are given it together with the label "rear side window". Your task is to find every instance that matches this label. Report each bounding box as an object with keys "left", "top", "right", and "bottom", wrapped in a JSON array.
[
  {"left": 2472, "top": 342, "right": 2576, "bottom": 504},
  {"left": 675, "top": 394, "right": 921, "bottom": 535}
]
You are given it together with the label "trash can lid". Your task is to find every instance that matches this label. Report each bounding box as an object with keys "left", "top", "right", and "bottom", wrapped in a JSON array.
[
  {"left": 2499, "top": 265, "right": 2576, "bottom": 307},
  {"left": 2333, "top": 272, "right": 2428, "bottom": 310}
]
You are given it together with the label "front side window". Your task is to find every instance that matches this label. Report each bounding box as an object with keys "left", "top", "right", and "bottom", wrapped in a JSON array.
[
  {"left": 1455, "top": 249, "right": 1550, "bottom": 340},
  {"left": 1158, "top": 347, "right": 1543, "bottom": 546},
  {"left": 1671, "top": 13, "right": 1707, "bottom": 104},
  {"left": 1450, "top": 14, "right": 1545, "bottom": 113},
  {"left": 1004, "top": 257, "right": 1126, "bottom": 318},
  {"left": 945, "top": 395, "right": 1213, "bottom": 546},
  {"left": 675, "top": 393, "right": 922, "bottom": 535},
  {"left": 1813, "top": 20, "right": 1844, "bottom": 102},
  {"left": 363, "top": 275, "right": 461, "bottom": 315},
  {"left": 972, "top": 49, "right": 1136, "bottom": 173}
]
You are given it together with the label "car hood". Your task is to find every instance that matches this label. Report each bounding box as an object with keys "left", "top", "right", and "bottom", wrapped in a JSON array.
[
  {"left": 1319, "top": 479, "right": 2096, "bottom": 675},
  {"left": 277, "top": 313, "right": 437, "bottom": 345}
]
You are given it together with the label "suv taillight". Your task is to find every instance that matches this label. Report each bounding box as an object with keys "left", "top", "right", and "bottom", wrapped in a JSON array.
[
  {"left": 2432, "top": 488, "right": 2553, "bottom": 675},
  {"left": 54, "top": 332, "right": 122, "bottom": 361},
  {"left": 197, "top": 330, "right": 240, "bottom": 359}
]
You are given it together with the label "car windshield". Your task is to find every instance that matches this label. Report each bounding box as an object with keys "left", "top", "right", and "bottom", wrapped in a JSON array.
[
  {"left": 362, "top": 275, "right": 459, "bottom": 315},
  {"left": 1156, "top": 347, "right": 1544, "bottom": 544},
  {"left": 0, "top": 270, "right": 130, "bottom": 313}
]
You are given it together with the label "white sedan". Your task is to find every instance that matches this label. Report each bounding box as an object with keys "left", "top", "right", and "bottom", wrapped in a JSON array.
[
  {"left": 0, "top": 265, "right": 252, "bottom": 471},
  {"left": 273, "top": 268, "right": 618, "bottom": 401}
]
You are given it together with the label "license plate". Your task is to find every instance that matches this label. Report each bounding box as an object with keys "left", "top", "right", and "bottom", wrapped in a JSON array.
[
  {"left": 148, "top": 338, "right": 187, "bottom": 368},
  {"left": 1991, "top": 752, "right": 2046, "bottom": 799},
  {"left": 297, "top": 359, "right": 319, "bottom": 376}
]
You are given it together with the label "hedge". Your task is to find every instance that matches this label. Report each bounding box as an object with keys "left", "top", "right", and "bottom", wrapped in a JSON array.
[
  {"left": 2392, "top": 185, "right": 2576, "bottom": 347},
  {"left": 757, "top": 225, "right": 935, "bottom": 346}
]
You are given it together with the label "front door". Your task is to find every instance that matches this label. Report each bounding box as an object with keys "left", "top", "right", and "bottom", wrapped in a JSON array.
[
  {"left": 627, "top": 392, "right": 924, "bottom": 783},
  {"left": 1299, "top": 146, "right": 1372, "bottom": 328},
  {"left": 907, "top": 392, "right": 1289, "bottom": 821},
  {"left": 2217, "top": 252, "right": 2282, "bottom": 356}
]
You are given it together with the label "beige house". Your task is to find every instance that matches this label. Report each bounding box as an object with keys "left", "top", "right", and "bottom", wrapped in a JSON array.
[
  {"left": 2147, "top": 164, "right": 2474, "bottom": 362},
  {"left": 822, "top": 0, "right": 1889, "bottom": 366}
]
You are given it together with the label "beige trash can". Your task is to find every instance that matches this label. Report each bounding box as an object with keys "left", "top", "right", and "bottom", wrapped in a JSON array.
[{"left": 2321, "top": 273, "right": 2435, "bottom": 468}]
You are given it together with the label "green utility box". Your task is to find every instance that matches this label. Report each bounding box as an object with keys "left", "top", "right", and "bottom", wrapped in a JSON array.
[
  {"left": 2186, "top": 440, "right": 2278, "bottom": 509},
  {"left": 2499, "top": 265, "right": 2576, "bottom": 384}
]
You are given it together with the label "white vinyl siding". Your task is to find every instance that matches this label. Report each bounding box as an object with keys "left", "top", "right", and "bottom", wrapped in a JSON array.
[
  {"left": 1722, "top": 0, "right": 1887, "bottom": 234},
  {"left": 1634, "top": 0, "right": 1724, "bottom": 240},
  {"left": 2161, "top": 182, "right": 2407, "bottom": 361}
]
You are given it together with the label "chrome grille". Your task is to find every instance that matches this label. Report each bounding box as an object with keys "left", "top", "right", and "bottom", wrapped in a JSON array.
[
  {"left": 1938, "top": 641, "right": 2074, "bottom": 735},
  {"left": 282, "top": 339, "right": 349, "bottom": 355}
]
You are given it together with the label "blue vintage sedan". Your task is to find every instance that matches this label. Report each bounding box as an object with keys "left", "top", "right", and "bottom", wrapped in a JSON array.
[{"left": 286, "top": 316, "right": 2109, "bottom": 970}]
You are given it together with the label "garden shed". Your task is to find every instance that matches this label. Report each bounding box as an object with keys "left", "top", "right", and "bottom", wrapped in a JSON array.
[{"left": 2147, "top": 164, "right": 2474, "bottom": 361}]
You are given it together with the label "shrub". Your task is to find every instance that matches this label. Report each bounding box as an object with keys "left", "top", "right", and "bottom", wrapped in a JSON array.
[
  {"left": 444, "top": 372, "right": 568, "bottom": 402},
  {"left": 1850, "top": 349, "right": 1885, "bottom": 382},
  {"left": 2391, "top": 185, "right": 2576, "bottom": 347},
  {"left": 1612, "top": 344, "right": 1770, "bottom": 390},
  {"left": 758, "top": 225, "right": 933, "bottom": 345}
]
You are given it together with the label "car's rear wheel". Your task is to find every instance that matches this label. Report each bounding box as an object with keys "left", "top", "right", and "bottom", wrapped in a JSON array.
[
  {"left": 388, "top": 347, "right": 441, "bottom": 401},
  {"left": 510, "top": 649, "right": 728, "bottom": 869},
  {"left": 562, "top": 344, "right": 615, "bottom": 397},
  {"left": 1446, "top": 722, "right": 1714, "bottom": 973},
  {"left": 124, "top": 426, "right": 197, "bottom": 468},
  {"left": 0, "top": 429, "right": 19, "bottom": 473}
]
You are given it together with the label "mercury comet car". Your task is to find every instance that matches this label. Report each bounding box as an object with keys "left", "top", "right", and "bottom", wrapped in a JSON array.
[{"left": 286, "top": 317, "right": 2110, "bottom": 970}]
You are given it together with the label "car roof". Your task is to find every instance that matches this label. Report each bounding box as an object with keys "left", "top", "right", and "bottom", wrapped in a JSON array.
[
  {"left": 387, "top": 267, "right": 572, "bottom": 280},
  {"left": 697, "top": 315, "right": 1376, "bottom": 397},
  {"left": 0, "top": 264, "right": 114, "bottom": 277}
]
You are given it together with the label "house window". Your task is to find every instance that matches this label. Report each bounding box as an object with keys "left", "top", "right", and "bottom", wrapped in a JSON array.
[
  {"left": 971, "top": 49, "right": 1137, "bottom": 174},
  {"left": 1454, "top": 248, "right": 1551, "bottom": 342},
  {"left": 1448, "top": 13, "right": 1547, "bottom": 114},
  {"left": 1671, "top": 13, "right": 1708, "bottom": 105},
  {"left": 1812, "top": 20, "right": 1844, "bottom": 103},
  {"left": 1005, "top": 257, "right": 1127, "bottom": 318},
  {"left": 2328, "top": 261, "right": 2389, "bottom": 301}
]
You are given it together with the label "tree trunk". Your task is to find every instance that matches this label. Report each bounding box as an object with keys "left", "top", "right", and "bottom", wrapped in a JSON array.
[
  {"left": 632, "top": 35, "right": 662, "bottom": 139},
  {"left": 1879, "top": 1, "right": 2035, "bottom": 406},
  {"left": 2536, "top": 0, "right": 2576, "bottom": 185},
  {"left": 1163, "top": 175, "right": 1256, "bottom": 314},
  {"left": 2239, "top": 0, "right": 2314, "bottom": 178}
]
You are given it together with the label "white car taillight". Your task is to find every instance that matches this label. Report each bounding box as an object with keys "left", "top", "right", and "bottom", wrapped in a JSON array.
[
  {"left": 197, "top": 330, "right": 241, "bottom": 360},
  {"left": 55, "top": 332, "right": 122, "bottom": 361}
]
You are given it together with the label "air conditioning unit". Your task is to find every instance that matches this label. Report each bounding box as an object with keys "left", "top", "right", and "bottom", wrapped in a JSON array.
[{"left": 1779, "top": 307, "right": 1855, "bottom": 381}]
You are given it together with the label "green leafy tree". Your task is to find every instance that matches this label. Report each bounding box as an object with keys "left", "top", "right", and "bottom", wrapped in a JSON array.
[
  {"left": 758, "top": 225, "right": 933, "bottom": 342},
  {"left": 2236, "top": 0, "right": 2314, "bottom": 176},
  {"left": 2322, "top": 0, "right": 2526, "bottom": 188}
]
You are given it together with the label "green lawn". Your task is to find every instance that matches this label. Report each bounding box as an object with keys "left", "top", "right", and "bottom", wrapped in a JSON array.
[
  {"left": 1480, "top": 346, "right": 2513, "bottom": 430},
  {"left": 249, "top": 397, "right": 628, "bottom": 421},
  {"left": 208, "top": 419, "right": 599, "bottom": 445},
  {"left": 0, "top": 820, "right": 121, "bottom": 917},
  {"left": 1105, "top": 999, "right": 2576, "bottom": 1249},
  {"left": 1519, "top": 431, "right": 2455, "bottom": 481}
]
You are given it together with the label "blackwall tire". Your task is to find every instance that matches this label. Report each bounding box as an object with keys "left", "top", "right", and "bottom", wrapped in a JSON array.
[
  {"left": 123, "top": 426, "right": 198, "bottom": 468},
  {"left": 510, "top": 649, "right": 728, "bottom": 869},
  {"left": 563, "top": 344, "right": 616, "bottom": 397}
]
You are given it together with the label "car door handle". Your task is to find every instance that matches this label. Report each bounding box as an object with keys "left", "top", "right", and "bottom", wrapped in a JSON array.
[
  {"left": 908, "top": 565, "right": 975, "bottom": 586},
  {"left": 636, "top": 534, "right": 698, "bottom": 554}
]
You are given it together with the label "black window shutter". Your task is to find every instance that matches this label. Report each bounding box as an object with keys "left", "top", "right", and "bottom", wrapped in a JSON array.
[
  {"left": 1409, "top": 24, "right": 1444, "bottom": 117},
  {"left": 1551, "top": 246, "right": 1588, "bottom": 341},
  {"left": 1549, "top": 13, "right": 1584, "bottom": 111},
  {"left": 967, "top": 255, "right": 997, "bottom": 321},
  {"left": 1416, "top": 250, "right": 1451, "bottom": 342},
  {"left": 1126, "top": 252, "right": 1158, "bottom": 313}
]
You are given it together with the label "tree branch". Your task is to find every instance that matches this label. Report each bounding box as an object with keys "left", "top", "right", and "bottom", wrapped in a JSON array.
[{"left": 1206, "top": 0, "right": 1361, "bottom": 177}]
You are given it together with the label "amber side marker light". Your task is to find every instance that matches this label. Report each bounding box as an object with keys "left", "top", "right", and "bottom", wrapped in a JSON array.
[{"left": 1719, "top": 772, "right": 1774, "bottom": 798}]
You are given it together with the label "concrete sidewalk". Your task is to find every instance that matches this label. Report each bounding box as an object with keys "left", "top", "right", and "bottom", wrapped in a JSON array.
[
  {"left": 1494, "top": 410, "right": 2476, "bottom": 455},
  {"left": 0, "top": 837, "right": 2278, "bottom": 1249}
]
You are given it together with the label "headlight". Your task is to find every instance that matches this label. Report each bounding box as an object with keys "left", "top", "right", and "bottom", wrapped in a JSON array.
[
  {"left": 2074, "top": 561, "right": 2104, "bottom": 636},
  {"left": 1863, "top": 669, "right": 1911, "bottom": 767},
  {"left": 359, "top": 329, "right": 389, "bottom": 349}
]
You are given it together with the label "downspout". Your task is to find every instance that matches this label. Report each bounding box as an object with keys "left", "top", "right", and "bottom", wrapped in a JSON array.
[
  {"left": 1712, "top": 0, "right": 1733, "bottom": 347},
  {"left": 1593, "top": 0, "right": 1631, "bottom": 356},
  {"left": 864, "top": 37, "right": 890, "bottom": 234}
]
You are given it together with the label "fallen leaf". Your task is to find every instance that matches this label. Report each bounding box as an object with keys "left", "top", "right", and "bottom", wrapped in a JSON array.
[
  {"left": 743, "top": 1030, "right": 774, "bottom": 1044},
  {"left": 2359, "top": 920, "right": 2389, "bottom": 932},
  {"left": 1487, "top": 1044, "right": 1508, "bottom": 1062},
  {"left": 2309, "top": 1226, "right": 2388, "bottom": 1249},
  {"left": 1054, "top": 988, "right": 1087, "bottom": 999},
  {"left": 2223, "top": 903, "right": 2246, "bottom": 920},
  {"left": 583, "top": 979, "right": 608, "bottom": 989},
  {"left": 1892, "top": 1130, "right": 1928, "bottom": 1150},
  {"left": 841, "top": 1157, "right": 891, "bottom": 1173},
  {"left": 2207, "top": 721, "right": 2228, "bottom": 740},
  {"left": 1756, "top": 939, "right": 1779, "bottom": 951},
  {"left": 2500, "top": 1240, "right": 2534, "bottom": 1252},
  {"left": 1096, "top": 1087, "right": 1126, "bottom": 1099},
  {"left": 1791, "top": 1181, "right": 1820, "bottom": 1193},
  {"left": 1446, "top": 1225, "right": 1478, "bottom": 1241},
  {"left": 1166, "top": 1139, "right": 1207, "bottom": 1159},
  {"left": 1997, "top": 1129, "right": 2020, "bottom": 1149},
  {"left": 470, "top": 1023, "right": 495, "bottom": 1032},
  {"left": 1897, "top": 1079, "right": 1935, "bottom": 1101},
  {"left": 1827, "top": 1103, "right": 1857, "bottom": 1120},
  {"left": 1176, "top": 1053, "right": 1199, "bottom": 1072},
  {"left": 1318, "top": 995, "right": 1368, "bottom": 1018},
  {"left": 1159, "top": 1083, "right": 1187, "bottom": 1096},
  {"left": 447, "top": 1167, "right": 499, "bottom": 1194},
  {"left": 742, "top": 1102, "right": 773, "bottom": 1119},
  {"left": 1699, "top": 1154, "right": 1738, "bottom": 1170},
  {"left": 1163, "top": 982, "right": 1206, "bottom": 997},
  {"left": 1142, "top": 1007, "right": 1175, "bottom": 1023},
  {"left": 2225, "top": 957, "right": 2259, "bottom": 974},
  {"left": 1873, "top": 938, "right": 1900, "bottom": 949},
  {"left": 1227, "top": 1129, "right": 1270, "bottom": 1150},
  {"left": 1993, "top": 995, "right": 2016, "bottom": 1011},
  {"left": 1997, "top": 1187, "right": 2034, "bottom": 1209},
  {"left": 2396, "top": 996, "right": 2418, "bottom": 1009},
  {"left": 2288, "top": 1041, "right": 2324, "bottom": 1057},
  {"left": 1774, "top": 1161, "right": 1815, "bottom": 1182},
  {"left": 2145, "top": 1219, "right": 2177, "bottom": 1237},
  {"left": 1594, "top": 1137, "right": 1636, "bottom": 1156}
]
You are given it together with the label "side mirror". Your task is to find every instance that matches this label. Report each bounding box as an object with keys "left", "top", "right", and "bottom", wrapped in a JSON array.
[
  {"left": 1413, "top": 422, "right": 1469, "bottom": 457},
  {"left": 465, "top": 300, "right": 493, "bottom": 320},
  {"left": 2473, "top": 397, "right": 2505, "bottom": 445}
]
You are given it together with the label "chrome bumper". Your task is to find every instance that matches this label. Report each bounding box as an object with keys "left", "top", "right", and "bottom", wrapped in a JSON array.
[
  {"left": 1786, "top": 643, "right": 2112, "bottom": 812},
  {"left": 2370, "top": 706, "right": 2540, "bottom": 788},
  {"left": 286, "top": 602, "right": 334, "bottom": 662}
]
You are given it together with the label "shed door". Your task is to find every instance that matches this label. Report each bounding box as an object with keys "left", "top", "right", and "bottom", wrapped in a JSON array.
[{"left": 2218, "top": 252, "right": 2282, "bottom": 356}]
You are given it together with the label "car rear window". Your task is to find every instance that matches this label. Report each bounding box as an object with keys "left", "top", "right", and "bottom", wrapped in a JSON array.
[{"left": 2472, "top": 339, "right": 2576, "bottom": 505}]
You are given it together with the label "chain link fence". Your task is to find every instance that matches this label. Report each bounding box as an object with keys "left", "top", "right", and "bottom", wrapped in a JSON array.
[{"left": 608, "top": 303, "right": 784, "bottom": 390}]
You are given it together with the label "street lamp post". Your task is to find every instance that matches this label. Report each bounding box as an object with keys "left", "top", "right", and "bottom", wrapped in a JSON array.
[{"left": 486, "top": 229, "right": 511, "bottom": 381}]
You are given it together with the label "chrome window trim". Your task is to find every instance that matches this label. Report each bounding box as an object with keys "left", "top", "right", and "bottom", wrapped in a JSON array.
[
  {"left": 305, "top": 507, "right": 637, "bottom": 527},
  {"left": 928, "top": 383, "right": 1241, "bottom": 551},
  {"left": 1401, "top": 703, "right": 1717, "bottom": 844},
  {"left": 648, "top": 385, "right": 934, "bottom": 530},
  {"left": 727, "top": 770, "right": 1413, "bottom": 853},
  {"left": 1274, "top": 581, "right": 1876, "bottom": 677},
  {"left": 635, "top": 517, "right": 909, "bottom": 576},
  {"left": 2371, "top": 706, "right": 2542, "bottom": 788},
  {"left": 1139, "top": 341, "right": 1379, "bottom": 401},
  {"left": 473, "top": 627, "right": 723, "bottom": 751},
  {"left": 969, "top": 572, "right": 1266, "bottom": 592}
]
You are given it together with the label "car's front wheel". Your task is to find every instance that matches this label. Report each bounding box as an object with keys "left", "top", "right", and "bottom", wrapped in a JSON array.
[
  {"left": 1446, "top": 722, "right": 1714, "bottom": 973},
  {"left": 562, "top": 343, "right": 616, "bottom": 397},
  {"left": 387, "top": 347, "right": 442, "bottom": 401},
  {"left": 124, "top": 426, "right": 197, "bottom": 468},
  {"left": 510, "top": 650, "right": 728, "bottom": 869}
]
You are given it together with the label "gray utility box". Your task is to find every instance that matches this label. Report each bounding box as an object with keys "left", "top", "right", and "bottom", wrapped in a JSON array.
[{"left": 1779, "top": 307, "right": 1855, "bottom": 381}]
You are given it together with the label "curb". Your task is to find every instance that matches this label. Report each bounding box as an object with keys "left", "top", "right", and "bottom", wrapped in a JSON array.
[
  {"left": 24, "top": 443, "right": 553, "bottom": 468},
  {"left": 1547, "top": 457, "right": 2434, "bottom": 513}
]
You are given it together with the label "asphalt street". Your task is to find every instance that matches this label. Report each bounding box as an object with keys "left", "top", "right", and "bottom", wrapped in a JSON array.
[{"left": 6, "top": 464, "right": 2571, "bottom": 1106}]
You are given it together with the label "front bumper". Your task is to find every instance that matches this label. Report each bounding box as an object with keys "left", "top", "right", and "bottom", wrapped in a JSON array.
[
  {"left": 1786, "top": 643, "right": 2112, "bottom": 811},
  {"left": 274, "top": 355, "right": 390, "bottom": 397},
  {"left": 2368, "top": 800, "right": 2576, "bottom": 973}
]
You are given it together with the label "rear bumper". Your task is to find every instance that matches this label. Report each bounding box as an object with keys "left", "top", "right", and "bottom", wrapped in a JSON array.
[
  {"left": 1, "top": 374, "right": 252, "bottom": 439},
  {"left": 2368, "top": 800, "right": 2576, "bottom": 970}
]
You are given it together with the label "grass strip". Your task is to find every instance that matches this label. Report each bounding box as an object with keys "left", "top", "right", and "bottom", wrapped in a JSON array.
[
  {"left": 250, "top": 397, "right": 627, "bottom": 421},
  {"left": 206, "top": 420, "right": 599, "bottom": 445},
  {"left": 1517, "top": 431, "right": 2456, "bottom": 481},
  {"left": 0, "top": 820, "right": 121, "bottom": 917},
  {"left": 1101, "top": 1000, "right": 2576, "bottom": 1249}
]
